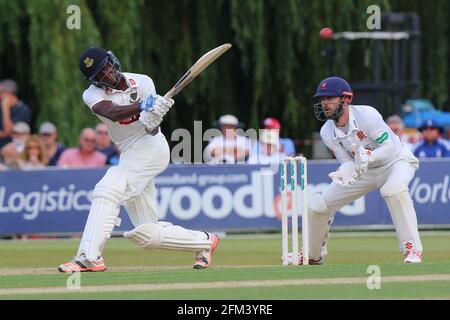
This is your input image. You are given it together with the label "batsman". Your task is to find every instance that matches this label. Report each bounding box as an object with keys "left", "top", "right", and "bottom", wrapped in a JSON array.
[
  {"left": 58, "top": 47, "right": 219, "bottom": 272},
  {"left": 305, "top": 76, "right": 422, "bottom": 265}
]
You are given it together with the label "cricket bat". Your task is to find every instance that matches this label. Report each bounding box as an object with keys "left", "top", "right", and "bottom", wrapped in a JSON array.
[{"left": 164, "top": 43, "right": 232, "bottom": 99}]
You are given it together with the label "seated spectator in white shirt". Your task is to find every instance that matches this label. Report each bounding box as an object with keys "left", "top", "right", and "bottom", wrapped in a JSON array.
[
  {"left": 204, "top": 114, "right": 251, "bottom": 164},
  {"left": 1, "top": 122, "right": 31, "bottom": 166},
  {"left": 262, "top": 117, "right": 296, "bottom": 156},
  {"left": 248, "top": 129, "right": 287, "bottom": 165}
]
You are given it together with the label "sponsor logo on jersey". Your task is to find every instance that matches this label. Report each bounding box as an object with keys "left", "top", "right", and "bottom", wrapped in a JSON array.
[
  {"left": 119, "top": 114, "right": 139, "bottom": 125},
  {"left": 375, "top": 132, "right": 389, "bottom": 144}
]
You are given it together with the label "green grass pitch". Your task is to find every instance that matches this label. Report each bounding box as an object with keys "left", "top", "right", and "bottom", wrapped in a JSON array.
[{"left": 0, "top": 231, "right": 449, "bottom": 300}]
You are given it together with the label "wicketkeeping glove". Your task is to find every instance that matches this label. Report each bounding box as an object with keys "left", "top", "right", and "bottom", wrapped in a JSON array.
[
  {"left": 328, "top": 161, "right": 358, "bottom": 187},
  {"left": 352, "top": 143, "right": 372, "bottom": 177}
]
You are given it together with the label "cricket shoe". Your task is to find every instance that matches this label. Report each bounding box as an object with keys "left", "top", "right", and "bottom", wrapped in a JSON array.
[
  {"left": 58, "top": 254, "right": 107, "bottom": 273},
  {"left": 404, "top": 250, "right": 422, "bottom": 264},
  {"left": 193, "top": 233, "right": 220, "bottom": 269},
  {"left": 298, "top": 252, "right": 324, "bottom": 265}
]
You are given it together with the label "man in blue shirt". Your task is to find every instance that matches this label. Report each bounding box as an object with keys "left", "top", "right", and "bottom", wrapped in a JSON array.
[
  {"left": 0, "top": 79, "right": 32, "bottom": 148},
  {"left": 413, "top": 119, "right": 449, "bottom": 158}
]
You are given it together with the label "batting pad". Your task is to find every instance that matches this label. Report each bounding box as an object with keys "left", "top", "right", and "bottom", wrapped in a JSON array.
[
  {"left": 384, "top": 191, "right": 423, "bottom": 253},
  {"left": 77, "top": 198, "right": 121, "bottom": 261},
  {"left": 308, "top": 212, "right": 334, "bottom": 261},
  {"left": 77, "top": 167, "right": 127, "bottom": 261},
  {"left": 124, "top": 223, "right": 212, "bottom": 252}
]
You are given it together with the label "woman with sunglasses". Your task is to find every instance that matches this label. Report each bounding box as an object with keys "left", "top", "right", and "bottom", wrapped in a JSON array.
[{"left": 19, "top": 135, "right": 49, "bottom": 170}]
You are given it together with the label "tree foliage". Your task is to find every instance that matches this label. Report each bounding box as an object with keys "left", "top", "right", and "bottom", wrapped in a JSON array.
[{"left": 0, "top": 0, "right": 448, "bottom": 153}]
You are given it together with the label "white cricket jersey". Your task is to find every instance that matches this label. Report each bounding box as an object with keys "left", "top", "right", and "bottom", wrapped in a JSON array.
[
  {"left": 320, "top": 105, "right": 403, "bottom": 168},
  {"left": 82, "top": 72, "right": 155, "bottom": 152}
]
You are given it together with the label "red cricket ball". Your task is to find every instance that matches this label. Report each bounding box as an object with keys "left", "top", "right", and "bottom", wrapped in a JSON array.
[{"left": 319, "top": 27, "right": 334, "bottom": 39}]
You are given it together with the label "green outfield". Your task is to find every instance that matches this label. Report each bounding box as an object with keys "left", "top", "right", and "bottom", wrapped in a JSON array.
[{"left": 0, "top": 231, "right": 449, "bottom": 300}]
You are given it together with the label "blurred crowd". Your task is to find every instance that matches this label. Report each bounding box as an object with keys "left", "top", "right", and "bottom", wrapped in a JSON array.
[
  {"left": 0, "top": 79, "right": 119, "bottom": 171},
  {"left": 1, "top": 78, "right": 449, "bottom": 171},
  {"left": 385, "top": 115, "right": 450, "bottom": 158}
]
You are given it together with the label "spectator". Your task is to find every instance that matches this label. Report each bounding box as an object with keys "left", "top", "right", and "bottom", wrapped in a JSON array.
[
  {"left": 262, "top": 117, "right": 296, "bottom": 156},
  {"left": 0, "top": 79, "right": 32, "bottom": 148},
  {"left": 386, "top": 115, "right": 414, "bottom": 150},
  {"left": 95, "top": 123, "right": 119, "bottom": 165},
  {"left": 2, "top": 122, "right": 30, "bottom": 169},
  {"left": 18, "top": 135, "right": 49, "bottom": 170},
  {"left": 248, "top": 129, "right": 287, "bottom": 164},
  {"left": 58, "top": 128, "right": 107, "bottom": 168},
  {"left": 0, "top": 143, "right": 21, "bottom": 170},
  {"left": 39, "top": 122, "right": 66, "bottom": 166},
  {"left": 204, "top": 114, "right": 251, "bottom": 164},
  {"left": 413, "top": 119, "right": 449, "bottom": 158}
]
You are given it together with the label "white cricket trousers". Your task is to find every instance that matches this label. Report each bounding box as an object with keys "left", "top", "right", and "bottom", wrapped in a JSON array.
[{"left": 308, "top": 149, "right": 422, "bottom": 260}]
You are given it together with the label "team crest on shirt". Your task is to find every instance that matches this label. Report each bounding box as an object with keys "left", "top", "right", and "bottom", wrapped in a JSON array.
[
  {"left": 356, "top": 130, "right": 367, "bottom": 141},
  {"left": 130, "top": 91, "right": 138, "bottom": 102}
]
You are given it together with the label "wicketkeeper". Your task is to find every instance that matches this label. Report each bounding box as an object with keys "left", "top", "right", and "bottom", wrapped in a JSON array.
[{"left": 304, "top": 76, "right": 422, "bottom": 264}]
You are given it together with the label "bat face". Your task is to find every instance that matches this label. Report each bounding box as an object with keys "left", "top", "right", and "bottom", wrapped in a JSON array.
[{"left": 164, "top": 43, "right": 232, "bottom": 99}]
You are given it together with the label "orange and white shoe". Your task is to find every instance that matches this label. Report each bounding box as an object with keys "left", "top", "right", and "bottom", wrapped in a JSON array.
[
  {"left": 193, "top": 233, "right": 219, "bottom": 270},
  {"left": 58, "top": 254, "right": 107, "bottom": 273}
]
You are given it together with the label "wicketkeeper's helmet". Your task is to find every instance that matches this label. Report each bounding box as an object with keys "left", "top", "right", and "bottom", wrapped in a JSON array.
[{"left": 313, "top": 76, "right": 353, "bottom": 121}]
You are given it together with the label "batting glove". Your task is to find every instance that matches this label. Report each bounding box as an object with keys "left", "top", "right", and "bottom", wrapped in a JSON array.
[
  {"left": 139, "top": 110, "right": 163, "bottom": 132},
  {"left": 152, "top": 95, "right": 175, "bottom": 116},
  {"left": 139, "top": 94, "right": 157, "bottom": 112}
]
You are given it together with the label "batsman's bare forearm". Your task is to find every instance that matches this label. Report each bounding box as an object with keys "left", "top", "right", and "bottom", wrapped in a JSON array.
[{"left": 92, "top": 100, "right": 141, "bottom": 122}]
